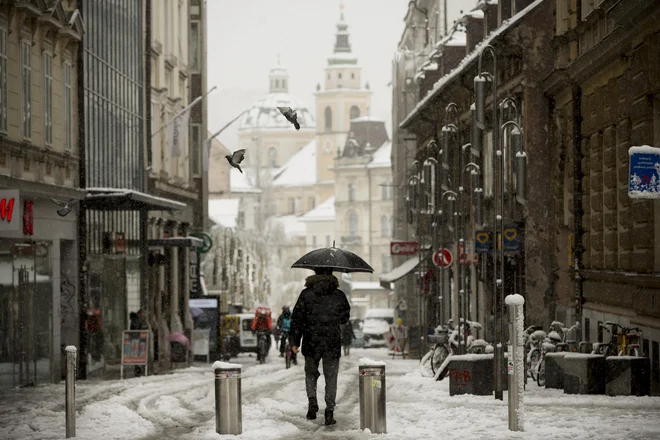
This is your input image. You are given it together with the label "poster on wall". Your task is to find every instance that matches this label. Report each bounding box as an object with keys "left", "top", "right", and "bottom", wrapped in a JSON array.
[{"left": 629, "top": 145, "right": 660, "bottom": 199}]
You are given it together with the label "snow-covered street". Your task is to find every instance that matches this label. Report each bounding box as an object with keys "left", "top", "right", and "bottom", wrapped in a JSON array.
[{"left": 1, "top": 346, "right": 660, "bottom": 440}]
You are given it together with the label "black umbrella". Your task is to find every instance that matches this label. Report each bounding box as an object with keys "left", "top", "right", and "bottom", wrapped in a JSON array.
[{"left": 291, "top": 242, "right": 374, "bottom": 273}]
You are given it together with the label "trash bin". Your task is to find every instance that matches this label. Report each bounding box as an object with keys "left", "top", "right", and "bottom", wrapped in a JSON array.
[
  {"left": 213, "top": 361, "right": 242, "bottom": 435},
  {"left": 359, "top": 360, "right": 386, "bottom": 434}
]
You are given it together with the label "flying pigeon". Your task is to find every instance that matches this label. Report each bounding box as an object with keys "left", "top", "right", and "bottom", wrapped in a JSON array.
[
  {"left": 277, "top": 106, "right": 301, "bottom": 130},
  {"left": 49, "top": 197, "right": 77, "bottom": 217},
  {"left": 225, "top": 149, "right": 246, "bottom": 173}
]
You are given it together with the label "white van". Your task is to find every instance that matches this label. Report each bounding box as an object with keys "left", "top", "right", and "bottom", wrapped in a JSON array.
[
  {"left": 237, "top": 313, "right": 257, "bottom": 353},
  {"left": 362, "top": 308, "right": 395, "bottom": 348}
]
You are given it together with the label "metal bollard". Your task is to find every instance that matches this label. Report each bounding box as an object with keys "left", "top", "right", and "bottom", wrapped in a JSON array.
[
  {"left": 65, "top": 346, "right": 77, "bottom": 438},
  {"left": 213, "top": 361, "right": 242, "bottom": 435},
  {"left": 494, "top": 343, "right": 504, "bottom": 400},
  {"left": 505, "top": 294, "right": 525, "bottom": 432},
  {"left": 358, "top": 359, "right": 386, "bottom": 434}
]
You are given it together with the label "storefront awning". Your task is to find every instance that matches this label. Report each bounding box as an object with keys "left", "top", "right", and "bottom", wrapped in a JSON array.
[
  {"left": 84, "top": 187, "right": 186, "bottom": 211},
  {"left": 148, "top": 237, "right": 204, "bottom": 248},
  {"left": 379, "top": 256, "right": 419, "bottom": 288}
]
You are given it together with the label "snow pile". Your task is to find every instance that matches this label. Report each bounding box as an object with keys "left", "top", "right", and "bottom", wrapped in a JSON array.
[
  {"left": 65, "top": 345, "right": 78, "bottom": 353},
  {"left": 212, "top": 361, "right": 242, "bottom": 370},
  {"left": 359, "top": 357, "right": 386, "bottom": 367},
  {"left": 505, "top": 293, "right": 525, "bottom": 305}
]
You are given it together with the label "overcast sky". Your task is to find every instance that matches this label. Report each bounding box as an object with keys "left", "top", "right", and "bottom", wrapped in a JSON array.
[{"left": 206, "top": 0, "right": 478, "bottom": 151}]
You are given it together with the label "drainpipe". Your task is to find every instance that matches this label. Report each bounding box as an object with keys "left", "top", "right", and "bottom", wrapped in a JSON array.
[
  {"left": 368, "top": 165, "right": 373, "bottom": 280},
  {"left": 572, "top": 84, "right": 585, "bottom": 327}
]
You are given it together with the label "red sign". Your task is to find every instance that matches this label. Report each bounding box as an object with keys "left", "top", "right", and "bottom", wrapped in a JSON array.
[
  {"left": 23, "top": 200, "right": 34, "bottom": 236},
  {"left": 433, "top": 248, "right": 453, "bottom": 268},
  {"left": 390, "top": 241, "right": 419, "bottom": 256},
  {"left": 0, "top": 197, "right": 15, "bottom": 222}
]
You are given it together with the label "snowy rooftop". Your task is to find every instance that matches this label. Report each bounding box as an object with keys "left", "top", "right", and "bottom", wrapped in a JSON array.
[
  {"left": 273, "top": 140, "right": 317, "bottom": 188},
  {"left": 351, "top": 116, "right": 383, "bottom": 123},
  {"left": 350, "top": 281, "right": 386, "bottom": 291},
  {"left": 402, "top": 0, "right": 544, "bottom": 128},
  {"left": 367, "top": 141, "right": 392, "bottom": 169},
  {"left": 380, "top": 255, "right": 419, "bottom": 283},
  {"left": 299, "top": 196, "right": 335, "bottom": 222},
  {"left": 237, "top": 93, "right": 315, "bottom": 131},
  {"left": 271, "top": 215, "right": 307, "bottom": 237},
  {"left": 208, "top": 198, "right": 240, "bottom": 228}
]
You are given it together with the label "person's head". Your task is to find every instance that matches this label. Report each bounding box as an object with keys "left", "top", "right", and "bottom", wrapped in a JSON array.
[
  {"left": 314, "top": 267, "right": 333, "bottom": 276},
  {"left": 282, "top": 306, "right": 290, "bottom": 315}
]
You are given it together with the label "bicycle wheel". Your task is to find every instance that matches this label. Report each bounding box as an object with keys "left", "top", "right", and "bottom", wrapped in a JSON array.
[
  {"left": 431, "top": 344, "right": 450, "bottom": 376},
  {"left": 258, "top": 338, "right": 266, "bottom": 364},
  {"left": 285, "top": 345, "right": 292, "bottom": 369},
  {"left": 528, "top": 349, "right": 541, "bottom": 381},
  {"left": 536, "top": 358, "right": 546, "bottom": 387},
  {"left": 420, "top": 349, "right": 435, "bottom": 377}
]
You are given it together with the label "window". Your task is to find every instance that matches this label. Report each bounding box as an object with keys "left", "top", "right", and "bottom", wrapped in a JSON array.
[
  {"left": 282, "top": 79, "right": 286, "bottom": 89},
  {"left": 0, "top": 27, "right": 7, "bottom": 133},
  {"left": 237, "top": 211, "right": 245, "bottom": 229},
  {"left": 348, "top": 212, "right": 358, "bottom": 237},
  {"left": 324, "top": 106, "right": 332, "bottom": 132},
  {"left": 190, "top": 123, "right": 201, "bottom": 176},
  {"left": 326, "top": 235, "right": 331, "bottom": 247},
  {"left": 597, "top": 321, "right": 603, "bottom": 343},
  {"left": 189, "top": 21, "right": 200, "bottom": 70},
  {"left": 381, "top": 215, "right": 390, "bottom": 237},
  {"left": 163, "top": 0, "right": 170, "bottom": 55},
  {"left": 288, "top": 197, "right": 295, "bottom": 214},
  {"left": 312, "top": 236, "right": 317, "bottom": 247},
  {"left": 275, "top": 79, "right": 280, "bottom": 88},
  {"left": 338, "top": 73, "right": 342, "bottom": 79},
  {"left": 21, "top": 39, "right": 31, "bottom": 140},
  {"left": 350, "top": 105, "right": 360, "bottom": 120},
  {"left": 381, "top": 254, "right": 391, "bottom": 273},
  {"left": 381, "top": 182, "right": 392, "bottom": 200},
  {"left": 63, "top": 62, "right": 72, "bottom": 151},
  {"left": 348, "top": 183, "right": 356, "bottom": 201},
  {"left": 43, "top": 52, "right": 53, "bottom": 146},
  {"left": 308, "top": 196, "right": 315, "bottom": 210},
  {"left": 268, "top": 147, "right": 277, "bottom": 167},
  {"left": 351, "top": 72, "right": 355, "bottom": 79},
  {"left": 584, "top": 318, "right": 590, "bottom": 342}
]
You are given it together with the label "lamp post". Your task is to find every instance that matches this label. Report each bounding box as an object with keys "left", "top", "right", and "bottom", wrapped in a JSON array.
[
  {"left": 439, "top": 189, "right": 457, "bottom": 339},
  {"left": 408, "top": 164, "right": 423, "bottom": 352},
  {"left": 475, "top": 44, "right": 505, "bottom": 400},
  {"left": 475, "top": 45, "right": 528, "bottom": 401},
  {"left": 424, "top": 152, "right": 440, "bottom": 332},
  {"left": 459, "top": 161, "right": 483, "bottom": 350}
]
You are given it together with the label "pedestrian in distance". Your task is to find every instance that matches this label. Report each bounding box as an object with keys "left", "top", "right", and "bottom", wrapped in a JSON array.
[
  {"left": 290, "top": 267, "right": 351, "bottom": 426},
  {"left": 340, "top": 320, "right": 356, "bottom": 356}
]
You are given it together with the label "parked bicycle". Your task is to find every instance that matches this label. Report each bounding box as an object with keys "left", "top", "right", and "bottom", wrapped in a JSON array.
[
  {"left": 592, "top": 322, "right": 642, "bottom": 357},
  {"left": 537, "top": 322, "right": 580, "bottom": 387}
]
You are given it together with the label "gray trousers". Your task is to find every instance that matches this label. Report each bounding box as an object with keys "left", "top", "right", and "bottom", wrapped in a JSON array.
[{"left": 304, "top": 354, "right": 340, "bottom": 410}]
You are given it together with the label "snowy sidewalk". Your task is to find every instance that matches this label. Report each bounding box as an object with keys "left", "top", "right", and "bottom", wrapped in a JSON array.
[{"left": 1, "top": 347, "right": 660, "bottom": 439}]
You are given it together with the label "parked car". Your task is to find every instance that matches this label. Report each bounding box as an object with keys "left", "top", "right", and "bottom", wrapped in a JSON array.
[
  {"left": 351, "top": 318, "right": 364, "bottom": 348},
  {"left": 362, "top": 308, "right": 395, "bottom": 348}
]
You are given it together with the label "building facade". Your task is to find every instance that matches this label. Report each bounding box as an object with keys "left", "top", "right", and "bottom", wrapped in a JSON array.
[
  {"left": 0, "top": 0, "right": 83, "bottom": 391},
  {"left": 544, "top": 0, "right": 660, "bottom": 395}
]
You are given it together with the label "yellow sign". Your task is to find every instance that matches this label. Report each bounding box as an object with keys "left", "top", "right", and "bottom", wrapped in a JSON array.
[
  {"left": 476, "top": 232, "right": 490, "bottom": 244},
  {"left": 503, "top": 228, "right": 517, "bottom": 241}
]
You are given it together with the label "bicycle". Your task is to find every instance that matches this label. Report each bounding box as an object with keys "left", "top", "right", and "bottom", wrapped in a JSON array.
[
  {"left": 536, "top": 322, "right": 579, "bottom": 387},
  {"left": 592, "top": 322, "right": 642, "bottom": 357},
  {"left": 256, "top": 331, "right": 270, "bottom": 364}
]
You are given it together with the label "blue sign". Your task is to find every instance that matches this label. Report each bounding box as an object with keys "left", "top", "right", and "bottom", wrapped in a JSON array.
[
  {"left": 629, "top": 146, "right": 660, "bottom": 199},
  {"left": 474, "top": 231, "right": 492, "bottom": 254},
  {"left": 503, "top": 225, "right": 521, "bottom": 254}
]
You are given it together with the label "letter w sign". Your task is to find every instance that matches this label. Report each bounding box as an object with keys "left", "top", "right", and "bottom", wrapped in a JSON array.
[{"left": 0, "top": 190, "right": 21, "bottom": 232}]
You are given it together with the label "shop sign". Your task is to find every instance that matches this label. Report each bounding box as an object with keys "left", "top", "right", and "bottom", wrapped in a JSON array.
[
  {"left": 23, "top": 200, "right": 34, "bottom": 236},
  {"left": 0, "top": 189, "right": 20, "bottom": 232},
  {"left": 189, "top": 249, "right": 200, "bottom": 298}
]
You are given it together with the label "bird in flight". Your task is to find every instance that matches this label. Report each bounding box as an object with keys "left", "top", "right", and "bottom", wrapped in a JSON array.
[
  {"left": 225, "top": 149, "right": 246, "bottom": 173},
  {"left": 277, "top": 106, "right": 301, "bottom": 130},
  {"left": 49, "top": 197, "right": 77, "bottom": 217}
]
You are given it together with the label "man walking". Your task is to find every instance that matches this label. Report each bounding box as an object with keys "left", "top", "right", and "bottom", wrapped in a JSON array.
[{"left": 290, "top": 267, "right": 350, "bottom": 425}]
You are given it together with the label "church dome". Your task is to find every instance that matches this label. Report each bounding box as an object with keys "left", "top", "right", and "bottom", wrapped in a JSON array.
[{"left": 238, "top": 55, "right": 315, "bottom": 132}]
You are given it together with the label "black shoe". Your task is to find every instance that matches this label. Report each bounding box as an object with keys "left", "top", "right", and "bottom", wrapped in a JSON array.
[
  {"left": 324, "top": 409, "right": 336, "bottom": 425},
  {"left": 306, "top": 398, "right": 318, "bottom": 420}
]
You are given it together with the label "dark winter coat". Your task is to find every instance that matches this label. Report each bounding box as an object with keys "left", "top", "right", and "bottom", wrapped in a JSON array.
[
  {"left": 341, "top": 321, "right": 356, "bottom": 346},
  {"left": 290, "top": 274, "right": 351, "bottom": 359}
]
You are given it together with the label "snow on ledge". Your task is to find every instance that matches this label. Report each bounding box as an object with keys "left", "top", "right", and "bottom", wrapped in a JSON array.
[
  {"left": 628, "top": 145, "right": 660, "bottom": 155},
  {"left": 565, "top": 353, "right": 604, "bottom": 359},
  {"left": 359, "top": 357, "right": 386, "bottom": 367},
  {"left": 505, "top": 293, "right": 525, "bottom": 305},
  {"left": 65, "top": 346, "right": 77, "bottom": 353},
  {"left": 212, "top": 361, "right": 242, "bottom": 370}
]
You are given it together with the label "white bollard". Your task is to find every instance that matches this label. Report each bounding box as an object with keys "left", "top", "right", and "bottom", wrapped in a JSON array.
[
  {"left": 65, "top": 346, "right": 77, "bottom": 438},
  {"left": 358, "top": 358, "right": 387, "bottom": 434},
  {"left": 505, "top": 294, "right": 525, "bottom": 432},
  {"left": 213, "top": 361, "right": 242, "bottom": 435}
]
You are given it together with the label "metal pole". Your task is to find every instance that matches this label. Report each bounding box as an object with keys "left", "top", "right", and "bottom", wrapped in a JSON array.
[
  {"left": 506, "top": 294, "right": 525, "bottom": 431},
  {"left": 359, "top": 362, "right": 387, "bottom": 434},
  {"left": 65, "top": 346, "right": 77, "bottom": 438},
  {"left": 214, "top": 361, "right": 242, "bottom": 435}
]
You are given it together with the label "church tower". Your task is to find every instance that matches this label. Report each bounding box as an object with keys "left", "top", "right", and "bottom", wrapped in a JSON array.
[{"left": 315, "top": 2, "right": 371, "bottom": 183}]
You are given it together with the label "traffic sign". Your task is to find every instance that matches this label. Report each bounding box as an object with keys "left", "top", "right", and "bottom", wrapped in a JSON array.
[{"left": 433, "top": 248, "right": 453, "bottom": 268}]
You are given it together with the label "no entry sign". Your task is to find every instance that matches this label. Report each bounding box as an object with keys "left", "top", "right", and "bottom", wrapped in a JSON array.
[{"left": 433, "top": 248, "right": 453, "bottom": 268}]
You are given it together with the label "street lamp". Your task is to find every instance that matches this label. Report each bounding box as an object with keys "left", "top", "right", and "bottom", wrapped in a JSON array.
[
  {"left": 439, "top": 189, "right": 457, "bottom": 336},
  {"left": 475, "top": 43, "right": 505, "bottom": 400},
  {"left": 424, "top": 151, "right": 440, "bottom": 336}
]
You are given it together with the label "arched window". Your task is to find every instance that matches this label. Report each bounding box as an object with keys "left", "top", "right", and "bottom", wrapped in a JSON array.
[
  {"left": 348, "top": 212, "right": 358, "bottom": 237},
  {"left": 350, "top": 105, "right": 361, "bottom": 120},
  {"left": 348, "top": 183, "right": 356, "bottom": 201},
  {"left": 268, "top": 147, "right": 277, "bottom": 168},
  {"left": 324, "top": 106, "right": 332, "bottom": 132},
  {"left": 275, "top": 79, "right": 280, "bottom": 88},
  {"left": 381, "top": 215, "right": 390, "bottom": 237}
]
